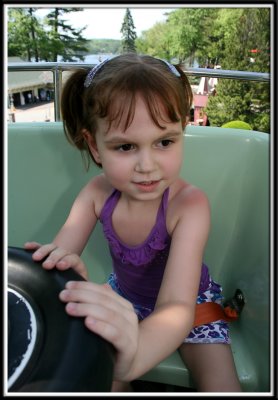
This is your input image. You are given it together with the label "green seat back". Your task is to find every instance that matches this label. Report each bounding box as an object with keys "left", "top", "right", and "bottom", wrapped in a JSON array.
[{"left": 8, "top": 122, "right": 270, "bottom": 392}]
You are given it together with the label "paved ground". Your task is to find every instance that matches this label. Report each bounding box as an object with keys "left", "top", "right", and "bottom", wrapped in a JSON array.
[{"left": 8, "top": 101, "right": 55, "bottom": 123}]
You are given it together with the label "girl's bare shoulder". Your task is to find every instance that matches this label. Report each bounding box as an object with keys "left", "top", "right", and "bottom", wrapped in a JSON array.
[
  {"left": 83, "top": 174, "right": 115, "bottom": 217},
  {"left": 167, "top": 179, "right": 210, "bottom": 234}
]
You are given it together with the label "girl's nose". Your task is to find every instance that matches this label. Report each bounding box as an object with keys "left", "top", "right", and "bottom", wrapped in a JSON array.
[{"left": 134, "top": 149, "right": 156, "bottom": 173}]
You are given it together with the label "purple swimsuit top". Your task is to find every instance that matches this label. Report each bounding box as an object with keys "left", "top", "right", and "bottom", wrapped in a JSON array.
[{"left": 100, "top": 188, "right": 210, "bottom": 308}]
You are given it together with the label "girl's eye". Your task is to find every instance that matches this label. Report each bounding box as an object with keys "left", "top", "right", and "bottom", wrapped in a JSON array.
[
  {"left": 159, "top": 139, "right": 173, "bottom": 148},
  {"left": 118, "top": 144, "right": 134, "bottom": 152}
]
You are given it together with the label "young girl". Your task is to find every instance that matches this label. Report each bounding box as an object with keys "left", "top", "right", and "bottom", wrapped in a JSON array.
[{"left": 25, "top": 54, "right": 241, "bottom": 392}]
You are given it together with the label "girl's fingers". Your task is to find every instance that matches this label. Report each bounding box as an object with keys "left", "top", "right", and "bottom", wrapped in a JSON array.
[
  {"left": 84, "top": 316, "right": 119, "bottom": 345},
  {"left": 61, "top": 288, "right": 138, "bottom": 358},
  {"left": 84, "top": 315, "right": 136, "bottom": 356},
  {"left": 60, "top": 281, "right": 133, "bottom": 312},
  {"left": 30, "top": 243, "right": 60, "bottom": 263},
  {"left": 59, "top": 280, "right": 139, "bottom": 381},
  {"left": 60, "top": 281, "right": 137, "bottom": 341},
  {"left": 57, "top": 254, "right": 88, "bottom": 279},
  {"left": 32, "top": 245, "right": 76, "bottom": 271},
  {"left": 24, "top": 241, "right": 42, "bottom": 250},
  {"left": 25, "top": 242, "right": 64, "bottom": 268},
  {"left": 64, "top": 302, "right": 129, "bottom": 327},
  {"left": 24, "top": 243, "right": 88, "bottom": 278},
  {"left": 84, "top": 313, "right": 138, "bottom": 382}
]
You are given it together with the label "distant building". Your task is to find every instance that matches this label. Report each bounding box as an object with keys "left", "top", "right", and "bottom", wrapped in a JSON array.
[
  {"left": 190, "top": 70, "right": 219, "bottom": 126},
  {"left": 193, "top": 93, "right": 209, "bottom": 126},
  {"left": 8, "top": 57, "right": 54, "bottom": 108}
]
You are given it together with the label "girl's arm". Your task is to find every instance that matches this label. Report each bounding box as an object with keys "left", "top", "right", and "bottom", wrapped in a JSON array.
[
  {"left": 127, "top": 187, "right": 211, "bottom": 379},
  {"left": 24, "top": 177, "right": 105, "bottom": 279},
  {"left": 59, "top": 186, "right": 211, "bottom": 381}
]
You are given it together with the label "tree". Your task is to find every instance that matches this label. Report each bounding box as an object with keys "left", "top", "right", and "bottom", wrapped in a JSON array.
[
  {"left": 8, "top": 7, "right": 89, "bottom": 62},
  {"left": 165, "top": 8, "right": 216, "bottom": 65},
  {"left": 8, "top": 8, "right": 43, "bottom": 61},
  {"left": 205, "top": 8, "right": 270, "bottom": 132},
  {"left": 87, "top": 39, "right": 121, "bottom": 54},
  {"left": 136, "top": 22, "right": 172, "bottom": 60},
  {"left": 134, "top": 7, "right": 270, "bottom": 131},
  {"left": 43, "top": 8, "right": 89, "bottom": 61},
  {"left": 120, "top": 8, "right": 137, "bottom": 53}
]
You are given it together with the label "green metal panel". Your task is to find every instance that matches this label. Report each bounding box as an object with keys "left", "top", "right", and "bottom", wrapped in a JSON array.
[{"left": 8, "top": 122, "right": 270, "bottom": 392}]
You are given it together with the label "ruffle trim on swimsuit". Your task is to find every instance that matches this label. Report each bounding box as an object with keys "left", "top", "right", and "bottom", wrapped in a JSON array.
[
  {"left": 100, "top": 188, "right": 171, "bottom": 266},
  {"left": 103, "top": 225, "right": 170, "bottom": 266}
]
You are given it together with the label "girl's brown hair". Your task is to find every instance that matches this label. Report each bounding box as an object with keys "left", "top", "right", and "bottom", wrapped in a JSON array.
[{"left": 61, "top": 53, "right": 193, "bottom": 168}]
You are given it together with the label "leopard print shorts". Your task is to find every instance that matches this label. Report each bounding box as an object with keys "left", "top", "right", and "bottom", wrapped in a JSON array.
[{"left": 107, "top": 272, "right": 231, "bottom": 345}]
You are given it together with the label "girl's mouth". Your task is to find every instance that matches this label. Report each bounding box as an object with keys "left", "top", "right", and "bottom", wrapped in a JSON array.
[{"left": 133, "top": 180, "right": 160, "bottom": 192}]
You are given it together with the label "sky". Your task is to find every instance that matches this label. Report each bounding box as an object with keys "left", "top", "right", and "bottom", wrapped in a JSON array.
[{"left": 33, "top": 6, "right": 178, "bottom": 40}]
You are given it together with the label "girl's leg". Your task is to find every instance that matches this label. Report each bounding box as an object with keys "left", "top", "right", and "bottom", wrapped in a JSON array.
[{"left": 179, "top": 343, "right": 242, "bottom": 392}]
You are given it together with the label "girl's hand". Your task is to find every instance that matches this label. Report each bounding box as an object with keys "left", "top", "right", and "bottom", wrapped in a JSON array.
[
  {"left": 59, "top": 280, "right": 139, "bottom": 382},
  {"left": 24, "top": 241, "right": 88, "bottom": 280}
]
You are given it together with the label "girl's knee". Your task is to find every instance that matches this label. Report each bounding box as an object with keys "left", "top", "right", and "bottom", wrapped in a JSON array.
[{"left": 179, "top": 343, "right": 242, "bottom": 392}]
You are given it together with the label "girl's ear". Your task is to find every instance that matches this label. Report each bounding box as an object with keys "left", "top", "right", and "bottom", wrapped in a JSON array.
[
  {"left": 183, "top": 116, "right": 190, "bottom": 129},
  {"left": 82, "top": 129, "right": 102, "bottom": 164}
]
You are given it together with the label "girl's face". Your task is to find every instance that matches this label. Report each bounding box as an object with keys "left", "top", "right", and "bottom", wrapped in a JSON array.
[{"left": 86, "top": 95, "right": 184, "bottom": 201}]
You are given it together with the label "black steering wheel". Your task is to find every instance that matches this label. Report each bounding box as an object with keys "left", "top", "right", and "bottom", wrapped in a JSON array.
[{"left": 7, "top": 246, "right": 114, "bottom": 392}]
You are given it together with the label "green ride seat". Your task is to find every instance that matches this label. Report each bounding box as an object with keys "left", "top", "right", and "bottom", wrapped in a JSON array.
[{"left": 8, "top": 122, "right": 270, "bottom": 392}]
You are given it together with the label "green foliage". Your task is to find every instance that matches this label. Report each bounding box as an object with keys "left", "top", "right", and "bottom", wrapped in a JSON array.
[
  {"left": 253, "top": 113, "right": 270, "bottom": 133},
  {"left": 8, "top": 7, "right": 89, "bottom": 62},
  {"left": 8, "top": 6, "right": 270, "bottom": 132},
  {"left": 120, "top": 8, "right": 137, "bottom": 53},
  {"left": 136, "top": 22, "right": 171, "bottom": 59},
  {"left": 203, "top": 8, "right": 270, "bottom": 133},
  {"left": 87, "top": 39, "right": 121, "bottom": 54},
  {"left": 166, "top": 8, "right": 216, "bottom": 65},
  {"left": 41, "top": 8, "right": 89, "bottom": 61},
  {"left": 205, "top": 78, "right": 270, "bottom": 133},
  {"left": 205, "top": 80, "right": 251, "bottom": 126},
  {"left": 137, "top": 7, "right": 270, "bottom": 132},
  {"left": 215, "top": 8, "right": 270, "bottom": 72},
  {"left": 8, "top": 8, "right": 44, "bottom": 61},
  {"left": 221, "top": 120, "right": 252, "bottom": 130}
]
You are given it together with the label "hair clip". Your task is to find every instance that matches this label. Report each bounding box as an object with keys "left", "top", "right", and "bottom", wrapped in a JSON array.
[
  {"left": 84, "top": 57, "right": 111, "bottom": 88},
  {"left": 158, "top": 58, "right": 181, "bottom": 77},
  {"left": 84, "top": 56, "right": 180, "bottom": 88}
]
